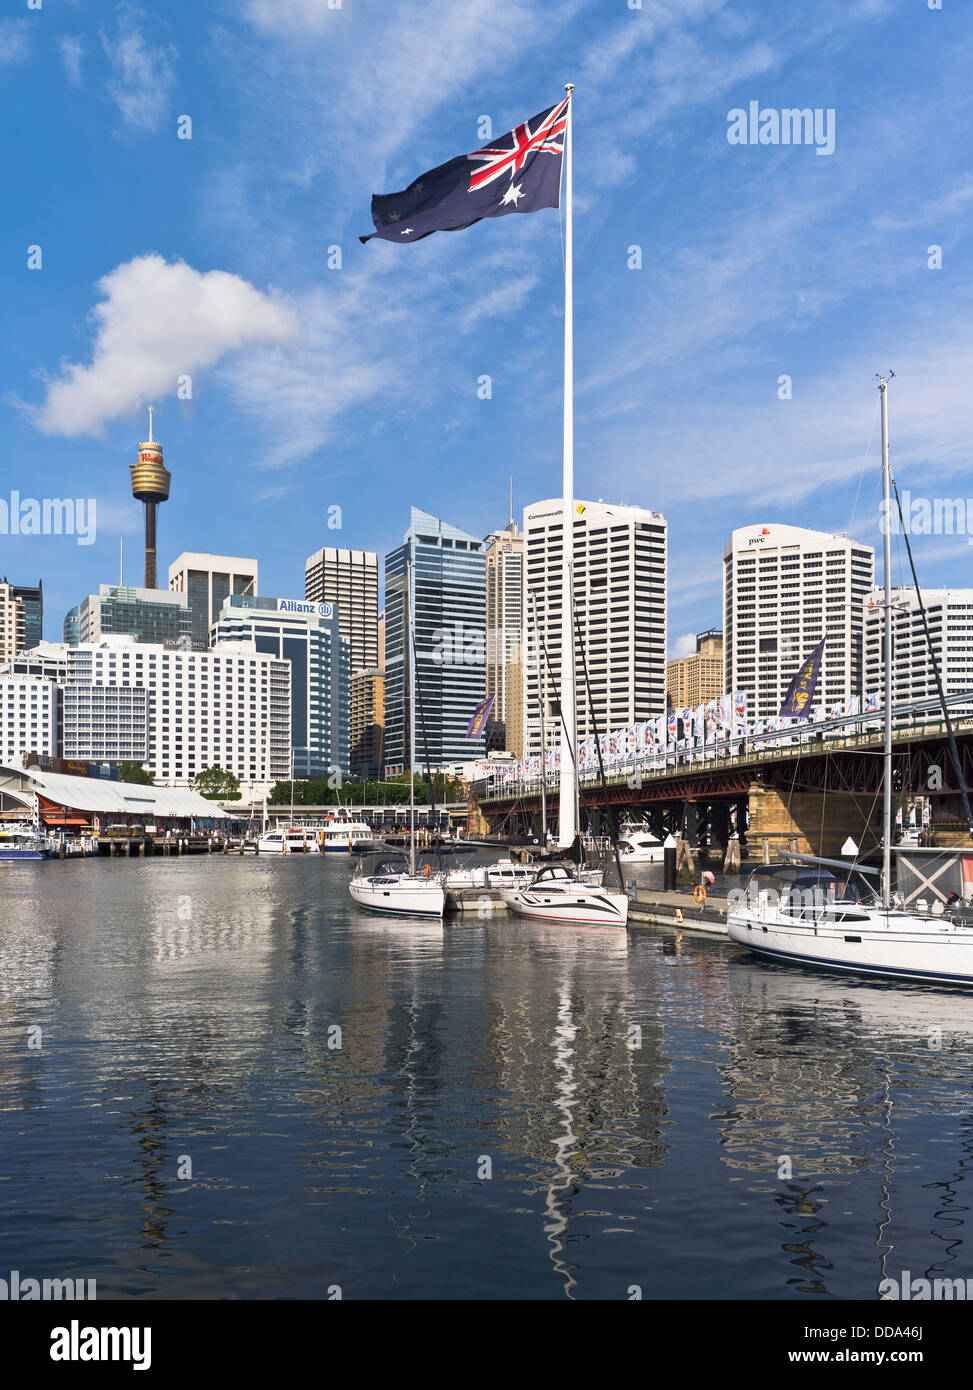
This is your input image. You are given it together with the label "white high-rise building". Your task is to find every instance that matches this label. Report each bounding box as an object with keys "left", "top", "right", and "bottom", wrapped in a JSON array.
[
  {"left": 53, "top": 635, "right": 291, "bottom": 792},
  {"left": 0, "top": 675, "right": 59, "bottom": 766},
  {"left": 522, "top": 498, "right": 667, "bottom": 756},
  {"left": 723, "top": 524, "right": 874, "bottom": 719},
  {"left": 863, "top": 587, "right": 973, "bottom": 710}
]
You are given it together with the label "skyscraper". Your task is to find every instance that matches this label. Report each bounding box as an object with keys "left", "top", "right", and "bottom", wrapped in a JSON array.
[
  {"left": 349, "top": 612, "right": 385, "bottom": 781},
  {"left": 2, "top": 578, "right": 42, "bottom": 652},
  {"left": 863, "top": 587, "right": 973, "bottom": 711},
  {"left": 168, "top": 553, "right": 258, "bottom": 647},
  {"left": 723, "top": 524, "right": 874, "bottom": 719},
  {"left": 484, "top": 521, "right": 525, "bottom": 756},
  {"left": 304, "top": 547, "right": 379, "bottom": 677},
  {"left": 522, "top": 498, "right": 667, "bottom": 756},
  {"left": 666, "top": 630, "right": 724, "bottom": 710},
  {"left": 384, "top": 508, "right": 486, "bottom": 774},
  {"left": 213, "top": 594, "right": 349, "bottom": 779}
]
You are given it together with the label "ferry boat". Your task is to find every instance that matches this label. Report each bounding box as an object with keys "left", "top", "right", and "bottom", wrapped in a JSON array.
[
  {"left": 256, "top": 827, "right": 320, "bottom": 854},
  {"left": 0, "top": 825, "right": 57, "bottom": 860},
  {"left": 312, "top": 812, "right": 375, "bottom": 853}
]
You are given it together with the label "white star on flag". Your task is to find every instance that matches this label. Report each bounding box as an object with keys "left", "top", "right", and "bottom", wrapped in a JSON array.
[{"left": 500, "top": 183, "right": 525, "bottom": 207}]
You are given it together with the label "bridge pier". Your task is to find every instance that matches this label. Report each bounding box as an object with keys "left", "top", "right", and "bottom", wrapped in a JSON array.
[{"left": 747, "top": 783, "right": 881, "bottom": 859}]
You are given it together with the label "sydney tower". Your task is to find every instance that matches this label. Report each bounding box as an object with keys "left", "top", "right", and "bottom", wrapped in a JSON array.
[{"left": 129, "top": 407, "right": 171, "bottom": 590}]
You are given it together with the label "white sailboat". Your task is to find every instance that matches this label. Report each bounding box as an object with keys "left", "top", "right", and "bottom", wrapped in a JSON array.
[
  {"left": 349, "top": 559, "right": 444, "bottom": 920},
  {"left": 727, "top": 376, "right": 973, "bottom": 987}
]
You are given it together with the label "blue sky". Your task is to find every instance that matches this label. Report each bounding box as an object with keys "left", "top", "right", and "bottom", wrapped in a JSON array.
[{"left": 1, "top": 0, "right": 970, "bottom": 653}]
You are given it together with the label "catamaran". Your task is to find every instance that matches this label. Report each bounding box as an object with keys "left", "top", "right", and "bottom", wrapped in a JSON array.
[
  {"left": 727, "top": 376, "right": 973, "bottom": 987},
  {"left": 348, "top": 559, "right": 445, "bottom": 920}
]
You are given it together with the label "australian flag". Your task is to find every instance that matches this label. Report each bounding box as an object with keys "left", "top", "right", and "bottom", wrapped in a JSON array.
[
  {"left": 779, "top": 638, "right": 826, "bottom": 718},
  {"left": 360, "top": 97, "right": 568, "bottom": 245}
]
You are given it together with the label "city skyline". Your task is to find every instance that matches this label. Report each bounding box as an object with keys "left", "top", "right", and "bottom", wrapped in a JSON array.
[{"left": 2, "top": 2, "right": 970, "bottom": 652}]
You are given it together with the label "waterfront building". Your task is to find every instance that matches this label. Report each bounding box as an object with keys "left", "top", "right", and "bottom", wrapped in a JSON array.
[
  {"left": 384, "top": 508, "right": 486, "bottom": 774},
  {"left": 522, "top": 498, "right": 667, "bottom": 757},
  {"left": 723, "top": 524, "right": 874, "bottom": 720},
  {"left": 58, "top": 634, "right": 291, "bottom": 790},
  {"left": 168, "top": 553, "right": 258, "bottom": 647},
  {"left": 213, "top": 594, "right": 349, "bottom": 780},
  {"left": 666, "top": 629, "right": 724, "bottom": 710},
  {"left": 863, "top": 587, "right": 973, "bottom": 711},
  {"left": 304, "top": 547, "right": 379, "bottom": 677},
  {"left": 0, "top": 674, "right": 59, "bottom": 765},
  {"left": 63, "top": 585, "right": 192, "bottom": 647},
  {"left": 484, "top": 521, "right": 525, "bottom": 757}
]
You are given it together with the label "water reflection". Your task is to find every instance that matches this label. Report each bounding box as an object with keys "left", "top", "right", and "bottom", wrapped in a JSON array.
[{"left": 1, "top": 857, "right": 973, "bottom": 1298}]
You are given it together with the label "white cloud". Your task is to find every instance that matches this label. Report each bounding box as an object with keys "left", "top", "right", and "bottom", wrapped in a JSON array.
[
  {"left": 669, "top": 632, "right": 697, "bottom": 659},
  {"left": 30, "top": 255, "right": 298, "bottom": 437},
  {"left": 101, "top": 16, "right": 175, "bottom": 132},
  {"left": 0, "top": 18, "right": 31, "bottom": 66},
  {"left": 58, "top": 35, "right": 85, "bottom": 87}
]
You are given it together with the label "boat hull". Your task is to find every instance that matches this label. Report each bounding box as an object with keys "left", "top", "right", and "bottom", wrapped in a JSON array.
[
  {"left": 507, "top": 886, "right": 628, "bottom": 929},
  {"left": 728, "top": 911, "right": 973, "bottom": 987},
  {"left": 349, "top": 877, "right": 445, "bottom": 919}
]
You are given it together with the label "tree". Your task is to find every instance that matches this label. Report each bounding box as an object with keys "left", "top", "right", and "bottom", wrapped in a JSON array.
[
  {"left": 116, "top": 761, "right": 154, "bottom": 785},
  {"left": 192, "top": 766, "right": 242, "bottom": 801}
]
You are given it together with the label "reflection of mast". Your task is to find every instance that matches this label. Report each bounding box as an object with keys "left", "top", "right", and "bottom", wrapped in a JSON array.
[{"left": 543, "top": 987, "right": 580, "bottom": 1299}]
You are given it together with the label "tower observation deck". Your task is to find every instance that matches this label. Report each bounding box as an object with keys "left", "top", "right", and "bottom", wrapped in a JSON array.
[{"left": 129, "top": 406, "right": 171, "bottom": 590}]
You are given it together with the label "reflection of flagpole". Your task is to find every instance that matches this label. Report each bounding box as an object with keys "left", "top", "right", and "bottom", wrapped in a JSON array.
[{"left": 558, "top": 84, "right": 577, "bottom": 849}]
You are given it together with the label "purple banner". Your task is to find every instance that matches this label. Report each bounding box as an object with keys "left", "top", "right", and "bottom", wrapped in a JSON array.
[{"left": 779, "top": 638, "right": 826, "bottom": 718}]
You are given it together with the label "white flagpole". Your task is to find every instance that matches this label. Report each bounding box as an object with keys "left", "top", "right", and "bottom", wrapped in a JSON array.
[{"left": 558, "top": 83, "right": 577, "bottom": 849}]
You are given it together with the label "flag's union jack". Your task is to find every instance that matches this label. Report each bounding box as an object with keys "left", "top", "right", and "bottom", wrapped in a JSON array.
[{"left": 467, "top": 97, "right": 569, "bottom": 193}]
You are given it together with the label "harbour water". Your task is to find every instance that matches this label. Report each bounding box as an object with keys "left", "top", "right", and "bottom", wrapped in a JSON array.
[{"left": 2, "top": 853, "right": 972, "bottom": 1301}]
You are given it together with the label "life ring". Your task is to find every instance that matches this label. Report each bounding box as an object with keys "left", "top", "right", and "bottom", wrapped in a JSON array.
[
  {"left": 694, "top": 884, "right": 706, "bottom": 905},
  {"left": 421, "top": 864, "right": 432, "bottom": 877}
]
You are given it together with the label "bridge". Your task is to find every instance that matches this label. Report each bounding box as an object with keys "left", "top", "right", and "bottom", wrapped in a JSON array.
[{"left": 474, "top": 698, "right": 973, "bottom": 858}]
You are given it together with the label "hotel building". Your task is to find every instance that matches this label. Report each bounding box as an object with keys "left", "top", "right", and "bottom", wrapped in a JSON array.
[
  {"left": 29, "top": 635, "right": 292, "bottom": 791},
  {"left": 863, "top": 587, "right": 973, "bottom": 711},
  {"left": 304, "top": 547, "right": 379, "bottom": 677},
  {"left": 666, "top": 629, "right": 724, "bottom": 710},
  {"left": 213, "top": 595, "right": 349, "bottom": 780},
  {"left": 723, "top": 524, "right": 874, "bottom": 720},
  {"left": 168, "top": 553, "right": 258, "bottom": 647},
  {"left": 522, "top": 498, "right": 667, "bottom": 756},
  {"left": 484, "top": 521, "right": 525, "bottom": 757},
  {"left": 0, "top": 675, "right": 59, "bottom": 765},
  {"left": 384, "top": 508, "right": 486, "bottom": 774}
]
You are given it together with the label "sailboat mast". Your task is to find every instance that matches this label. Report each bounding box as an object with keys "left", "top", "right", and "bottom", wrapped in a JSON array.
[
  {"left": 879, "top": 376, "right": 893, "bottom": 909},
  {"left": 558, "top": 83, "right": 577, "bottom": 850}
]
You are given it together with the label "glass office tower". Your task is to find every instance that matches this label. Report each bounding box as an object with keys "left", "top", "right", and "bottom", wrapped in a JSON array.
[{"left": 384, "top": 507, "right": 486, "bottom": 774}]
